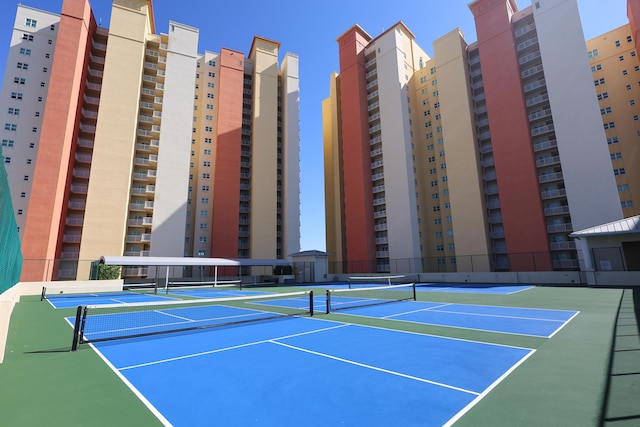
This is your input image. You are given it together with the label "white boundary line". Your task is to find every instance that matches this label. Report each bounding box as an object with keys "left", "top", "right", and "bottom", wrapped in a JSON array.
[
  {"left": 271, "top": 340, "right": 480, "bottom": 396},
  {"left": 443, "top": 349, "right": 537, "bottom": 426},
  {"left": 388, "top": 306, "right": 571, "bottom": 324},
  {"left": 548, "top": 311, "right": 581, "bottom": 338}
]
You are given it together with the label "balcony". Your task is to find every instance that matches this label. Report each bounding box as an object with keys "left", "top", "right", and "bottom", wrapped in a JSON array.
[
  {"left": 68, "top": 201, "right": 86, "bottom": 210},
  {"left": 538, "top": 171, "right": 563, "bottom": 183},
  {"left": 79, "top": 123, "right": 96, "bottom": 134},
  {"left": 553, "top": 259, "right": 579, "bottom": 269},
  {"left": 376, "top": 251, "right": 389, "bottom": 258},
  {"left": 368, "top": 112, "right": 380, "bottom": 123},
  {"left": 146, "top": 185, "right": 155, "bottom": 193},
  {"left": 370, "top": 148, "right": 383, "bottom": 157},
  {"left": 130, "top": 203, "right": 145, "bottom": 211},
  {"left": 73, "top": 169, "right": 90, "bottom": 179},
  {"left": 372, "top": 172, "right": 384, "bottom": 181},
  {"left": 144, "top": 201, "right": 154, "bottom": 209},
  {"left": 370, "top": 136, "right": 382, "bottom": 146},
  {"left": 486, "top": 200, "right": 501, "bottom": 210},
  {"left": 143, "top": 217, "right": 153, "bottom": 225},
  {"left": 544, "top": 205, "right": 570, "bottom": 216},
  {"left": 141, "top": 88, "right": 155, "bottom": 97},
  {"left": 77, "top": 138, "right": 94, "bottom": 148},
  {"left": 75, "top": 153, "right": 92, "bottom": 163},
  {"left": 373, "top": 198, "right": 386, "bottom": 206},
  {"left": 528, "top": 109, "right": 552, "bottom": 122},
  {"left": 368, "top": 102, "right": 379, "bottom": 112},
  {"left": 533, "top": 139, "right": 557, "bottom": 152},
  {"left": 531, "top": 124, "right": 554, "bottom": 137},
  {"left": 70, "top": 184, "right": 88, "bottom": 194},
  {"left": 488, "top": 214, "right": 503, "bottom": 223},
  {"left": 550, "top": 241, "right": 576, "bottom": 251},
  {"left": 484, "top": 185, "right": 499, "bottom": 195},
  {"left": 366, "top": 80, "right": 378, "bottom": 90},
  {"left": 365, "top": 58, "right": 376, "bottom": 68},
  {"left": 66, "top": 217, "right": 84, "bottom": 226},
  {"left": 547, "top": 223, "right": 573, "bottom": 233},
  {"left": 536, "top": 155, "right": 560, "bottom": 167},
  {"left": 372, "top": 185, "right": 385, "bottom": 193},
  {"left": 63, "top": 234, "right": 82, "bottom": 243},
  {"left": 374, "top": 210, "right": 387, "bottom": 219},
  {"left": 375, "top": 223, "right": 388, "bottom": 231},
  {"left": 376, "top": 237, "right": 389, "bottom": 244},
  {"left": 60, "top": 251, "right": 79, "bottom": 259},
  {"left": 490, "top": 230, "right": 505, "bottom": 239},
  {"left": 541, "top": 188, "right": 566, "bottom": 199}
]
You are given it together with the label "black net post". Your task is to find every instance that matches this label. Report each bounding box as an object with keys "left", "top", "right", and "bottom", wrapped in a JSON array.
[
  {"left": 325, "top": 289, "right": 331, "bottom": 314},
  {"left": 412, "top": 282, "right": 417, "bottom": 301},
  {"left": 71, "top": 305, "right": 85, "bottom": 351},
  {"left": 309, "top": 290, "right": 314, "bottom": 317},
  {"left": 40, "top": 287, "right": 47, "bottom": 301}
]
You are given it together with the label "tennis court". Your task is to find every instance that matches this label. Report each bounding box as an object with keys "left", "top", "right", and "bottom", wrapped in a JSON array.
[
  {"left": 83, "top": 314, "right": 533, "bottom": 426},
  {"left": 3, "top": 283, "right": 624, "bottom": 426},
  {"left": 44, "top": 290, "right": 176, "bottom": 309},
  {"left": 417, "top": 283, "right": 534, "bottom": 295}
]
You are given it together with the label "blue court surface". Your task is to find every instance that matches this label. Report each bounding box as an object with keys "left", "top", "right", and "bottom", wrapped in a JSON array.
[
  {"left": 167, "top": 288, "right": 266, "bottom": 299},
  {"left": 258, "top": 297, "right": 578, "bottom": 338},
  {"left": 45, "top": 291, "right": 176, "bottom": 309},
  {"left": 77, "top": 307, "right": 534, "bottom": 426}
]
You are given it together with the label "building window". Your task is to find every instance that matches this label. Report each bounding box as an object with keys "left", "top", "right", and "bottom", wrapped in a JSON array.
[
  {"left": 13, "top": 77, "right": 26, "bottom": 84},
  {"left": 444, "top": 202, "right": 451, "bottom": 208},
  {"left": 613, "top": 168, "right": 626, "bottom": 175},
  {"left": 594, "top": 78, "right": 605, "bottom": 86},
  {"left": 621, "top": 200, "right": 634, "bottom": 208},
  {"left": 632, "top": 51, "right": 637, "bottom": 57},
  {"left": 202, "top": 185, "right": 209, "bottom": 191},
  {"left": 200, "top": 210, "right": 208, "bottom": 216},
  {"left": 201, "top": 198, "right": 209, "bottom": 204},
  {"left": 26, "top": 159, "right": 31, "bottom": 164},
  {"left": 436, "top": 245, "right": 444, "bottom": 251},
  {"left": 600, "top": 107, "right": 612, "bottom": 115},
  {"left": 618, "top": 184, "right": 630, "bottom": 192},
  {"left": 20, "top": 192, "right": 26, "bottom": 197},
  {"left": 199, "top": 236, "right": 207, "bottom": 243},
  {"left": 4, "top": 157, "right": 10, "bottom": 164},
  {"left": 427, "top": 156, "right": 435, "bottom": 163},
  {"left": 587, "top": 49, "right": 599, "bottom": 58},
  {"left": 434, "top": 218, "right": 441, "bottom": 225},
  {"left": 197, "top": 250, "right": 206, "bottom": 256},
  {"left": 203, "top": 161, "right": 211, "bottom": 167},
  {"left": 628, "top": 35, "right": 633, "bottom": 43},
  {"left": 25, "top": 18, "right": 37, "bottom": 27},
  {"left": 631, "top": 100, "right": 636, "bottom": 106},
  {"left": 619, "top": 55, "right": 625, "bottom": 61},
  {"left": 591, "top": 64, "right": 602, "bottom": 72},
  {"left": 603, "top": 122, "right": 615, "bottom": 130},
  {"left": 615, "top": 40, "right": 621, "bottom": 47},
  {"left": 1, "top": 139, "right": 14, "bottom": 147},
  {"left": 4, "top": 123, "right": 17, "bottom": 131},
  {"left": 597, "top": 92, "right": 608, "bottom": 100},
  {"left": 607, "top": 137, "right": 619, "bottom": 145},
  {"left": 200, "top": 223, "right": 207, "bottom": 230},
  {"left": 208, "top": 72, "right": 215, "bottom": 77},
  {"left": 24, "top": 175, "right": 29, "bottom": 181},
  {"left": 19, "top": 48, "right": 31, "bottom": 56},
  {"left": 435, "top": 231, "right": 443, "bottom": 238},
  {"left": 11, "top": 92, "right": 23, "bottom": 99},
  {"left": 433, "top": 206, "right": 440, "bottom": 212},
  {"left": 16, "top": 62, "right": 28, "bottom": 70},
  {"left": 206, "top": 104, "right": 214, "bottom": 110},
  {"left": 202, "top": 173, "right": 210, "bottom": 179},
  {"left": 8, "top": 108, "right": 19, "bottom": 115}
]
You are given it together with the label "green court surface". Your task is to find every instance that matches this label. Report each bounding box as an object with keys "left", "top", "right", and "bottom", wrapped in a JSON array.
[{"left": 0, "top": 284, "right": 634, "bottom": 426}]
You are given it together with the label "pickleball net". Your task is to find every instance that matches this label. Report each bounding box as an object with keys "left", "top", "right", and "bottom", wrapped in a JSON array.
[
  {"left": 347, "top": 274, "right": 420, "bottom": 289},
  {"left": 325, "top": 282, "right": 416, "bottom": 314},
  {"left": 71, "top": 290, "right": 314, "bottom": 351}
]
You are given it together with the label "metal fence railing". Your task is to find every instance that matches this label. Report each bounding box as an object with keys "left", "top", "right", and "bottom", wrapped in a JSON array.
[{"left": 328, "top": 251, "right": 581, "bottom": 275}]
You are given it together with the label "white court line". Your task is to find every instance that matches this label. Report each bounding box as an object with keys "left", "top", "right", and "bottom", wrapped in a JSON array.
[
  {"left": 443, "top": 349, "right": 536, "bottom": 427},
  {"left": 416, "top": 308, "right": 570, "bottom": 323},
  {"left": 382, "top": 303, "right": 454, "bottom": 319},
  {"left": 548, "top": 311, "right": 581, "bottom": 338},
  {"left": 271, "top": 340, "right": 480, "bottom": 396},
  {"left": 118, "top": 323, "right": 349, "bottom": 371}
]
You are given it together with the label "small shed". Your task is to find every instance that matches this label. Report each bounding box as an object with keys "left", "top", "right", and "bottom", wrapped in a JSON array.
[{"left": 289, "top": 250, "right": 330, "bottom": 283}]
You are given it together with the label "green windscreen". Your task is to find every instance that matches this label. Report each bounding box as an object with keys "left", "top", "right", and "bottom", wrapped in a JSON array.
[{"left": 0, "top": 147, "right": 23, "bottom": 294}]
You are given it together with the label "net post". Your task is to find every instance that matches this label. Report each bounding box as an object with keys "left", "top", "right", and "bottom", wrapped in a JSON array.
[
  {"left": 71, "top": 305, "right": 85, "bottom": 351},
  {"left": 309, "top": 291, "right": 314, "bottom": 317},
  {"left": 325, "top": 289, "right": 330, "bottom": 314},
  {"left": 40, "top": 287, "right": 46, "bottom": 301},
  {"left": 412, "top": 282, "right": 417, "bottom": 301}
]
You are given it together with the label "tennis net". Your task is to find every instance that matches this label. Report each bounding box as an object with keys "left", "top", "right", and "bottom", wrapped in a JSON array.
[
  {"left": 164, "top": 279, "right": 243, "bottom": 294},
  {"left": 325, "top": 282, "right": 416, "bottom": 314},
  {"left": 347, "top": 274, "right": 420, "bottom": 289},
  {"left": 71, "top": 290, "right": 314, "bottom": 351}
]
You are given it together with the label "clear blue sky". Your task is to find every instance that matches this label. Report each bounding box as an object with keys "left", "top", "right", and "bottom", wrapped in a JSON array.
[{"left": 0, "top": 0, "right": 630, "bottom": 252}]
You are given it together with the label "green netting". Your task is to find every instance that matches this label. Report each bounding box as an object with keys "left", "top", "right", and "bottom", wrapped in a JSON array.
[{"left": 0, "top": 146, "right": 23, "bottom": 294}]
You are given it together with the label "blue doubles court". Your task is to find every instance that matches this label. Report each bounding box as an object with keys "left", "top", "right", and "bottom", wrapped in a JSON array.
[
  {"left": 82, "top": 314, "right": 534, "bottom": 426},
  {"left": 61, "top": 289, "right": 579, "bottom": 425}
]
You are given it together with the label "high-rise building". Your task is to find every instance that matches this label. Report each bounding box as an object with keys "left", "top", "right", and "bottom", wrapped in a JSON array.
[
  {"left": 324, "top": 0, "right": 624, "bottom": 274},
  {"left": 0, "top": 0, "right": 299, "bottom": 281},
  {"left": 586, "top": 23, "right": 640, "bottom": 218}
]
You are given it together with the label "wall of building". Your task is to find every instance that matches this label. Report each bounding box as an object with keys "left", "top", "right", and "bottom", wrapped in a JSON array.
[
  {"left": 78, "top": 0, "right": 153, "bottom": 279},
  {"left": 149, "top": 22, "right": 198, "bottom": 258},
  {"left": 535, "top": 0, "right": 623, "bottom": 231},
  {"left": 250, "top": 38, "right": 279, "bottom": 259},
  {"left": 280, "top": 53, "right": 301, "bottom": 257},
  {"left": 434, "top": 28, "right": 491, "bottom": 272}
]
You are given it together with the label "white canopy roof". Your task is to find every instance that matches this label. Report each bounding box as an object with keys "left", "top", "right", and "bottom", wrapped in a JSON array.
[
  {"left": 100, "top": 256, "right": 291, "bottom": 267},
  {"left": 570, "top": 215, "right": 640, "bottom": 238}
]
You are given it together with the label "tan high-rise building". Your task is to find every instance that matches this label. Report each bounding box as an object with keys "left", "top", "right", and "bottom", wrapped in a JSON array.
[
  {"left": 586, "top": 24, "right": 640, "bottom": 218},
  {"left": 0, "top": 0, "right": 299, "bottom": 281},
  {"left": 324, "top": 0, "right": 624, "bottom": 274}
]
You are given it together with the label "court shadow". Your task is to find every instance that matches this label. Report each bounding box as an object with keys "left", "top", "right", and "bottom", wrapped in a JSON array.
[{"left": 599, "top": 288, "right": 640, "bottom": 427}]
